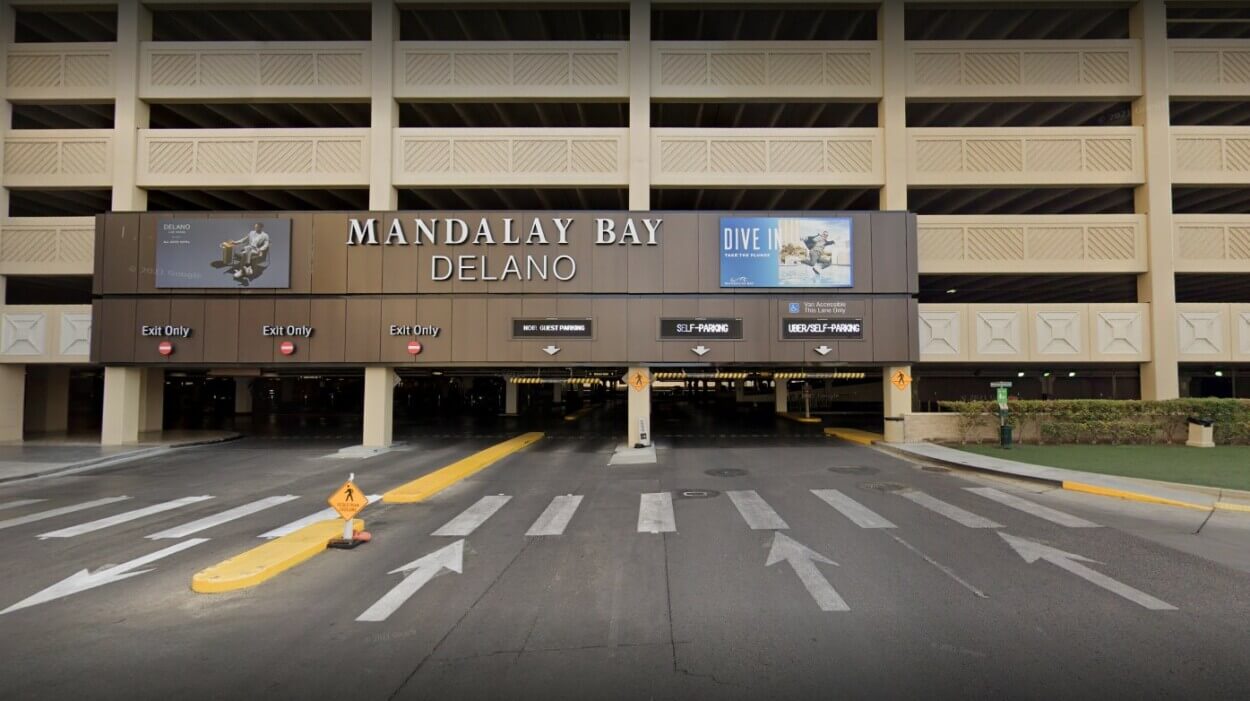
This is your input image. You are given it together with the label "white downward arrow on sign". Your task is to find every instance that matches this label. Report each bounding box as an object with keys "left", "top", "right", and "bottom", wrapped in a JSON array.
[
  {"left": 1000, "top": 533, "right": 1176, "bottom": 610},
  {"left": 1, "top": 538, "right": 209, "bottom": 615},
  {"left": 357, "top": 540, "right": 465, "bottom": 622},
  {"left": 814, "top": 345, "right": 833, "bottom": 356},
  {"left": 765, "top": 532, "right": 849, "bottom": 612},
  {"left": 692, "top": 345, "right": 710, "bottom": 356},
  {"left": 542, "top": 345, "right": 560, "bottom": 355}
]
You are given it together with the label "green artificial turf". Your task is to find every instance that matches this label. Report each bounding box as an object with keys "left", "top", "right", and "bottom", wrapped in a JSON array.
[{"left": 953, "top": 443, "right": 1250, "bottom": 492}]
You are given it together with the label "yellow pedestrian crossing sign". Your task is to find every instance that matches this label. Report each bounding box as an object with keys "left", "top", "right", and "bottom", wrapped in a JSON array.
[
  {"left": 627, "top": 370, "right": 651, "bottom": 392},
  {"left": 328, "top": 480, "right": 367, "bottom": 520},
  {"left": 891, "top": 371, "right": 911, "bottom": 391}
]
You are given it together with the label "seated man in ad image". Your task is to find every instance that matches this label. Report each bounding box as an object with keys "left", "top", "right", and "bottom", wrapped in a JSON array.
[{"left": 221, "top": 222, "right": 270, "bottom": 284}]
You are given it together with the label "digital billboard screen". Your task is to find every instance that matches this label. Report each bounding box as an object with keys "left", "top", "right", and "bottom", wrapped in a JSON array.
[
  {"left": 155, "top": 218, "right": 291, "bottom": 288},
  {"left": 719, "top": 216, "right": 853, "bottom": 288}
]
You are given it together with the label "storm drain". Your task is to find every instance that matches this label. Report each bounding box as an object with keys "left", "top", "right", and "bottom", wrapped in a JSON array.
[
  {"left": 859, "top": 481, "right": 907, "bottom": 492},
  {"left": 829, "top": 466, "right": 879, "bottom": 475},
  {"left": 705, "top": 468, "right": 748, "bottom": 477},
  {"left": 674, "top": 489, "right": 721, "bottom": 499}
]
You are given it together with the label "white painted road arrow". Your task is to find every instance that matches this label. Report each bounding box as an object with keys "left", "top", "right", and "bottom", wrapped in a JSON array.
[
  {"left": 357, "top": 540, "right": 465, "bottom": 622},
  {"left": 1, "top": 538, "right": 209, "bottom": 615},
  {"left": 692, "top": 345, "right": 710, "bottom": 356},
  {"left": 765, "top": 532, "right": 848, "bottom": 612},
  {"left": 814, "top": 345, "right": 833, "bottom": 356},
  {"left": 1000, "top": 533, "right": 1176, "bottom": 611},
  {"left": 542, "top": 345, "right": 561, "bottom": 355}
]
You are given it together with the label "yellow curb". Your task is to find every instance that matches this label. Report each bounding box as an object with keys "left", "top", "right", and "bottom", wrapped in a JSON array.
[
  {"left": 1215, "top": 500, "right": 1250, "bottom": 513},
  {"left": 383, "top": 432, "right": 544, "bottom": 504},
  {"left": 191, "top": 518, "right": 364, "bottom": 594},
  {"left": 564, "top": 406, "right": 595, "bottom": 422},
  {"left": 823, "top": 427, "right": 883, "bottom": 446},
  {"left": 1061, "top": 481, "right": 1211, "bottom": 512},
  {"left": 779, "top": 412, "right": 822, "bottom": 425}
]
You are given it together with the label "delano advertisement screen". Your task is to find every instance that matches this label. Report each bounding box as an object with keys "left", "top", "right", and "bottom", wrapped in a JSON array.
[
  {"left": 155, "top": 218, "right": 291, "bottom": 288},
  {"left": 719, "top": 216, "right": 854, "bottom": 288}
]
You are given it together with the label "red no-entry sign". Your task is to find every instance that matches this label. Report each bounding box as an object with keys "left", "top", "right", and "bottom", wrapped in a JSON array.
[
  {"left": 407, "top": 340, "right": 423, "bottom": 355},
  {"left": 158, "top": 341, "right": 174, "bottom": 356},
  {"left": 279, "top": 341, "right": 296, "bottom": 356}
]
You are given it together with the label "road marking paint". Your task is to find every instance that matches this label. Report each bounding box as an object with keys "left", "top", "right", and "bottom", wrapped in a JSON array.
[
  {"left": 888, "top": 533, "right": 988, "bottom": 599},
  {"left": 811, "top": 489, "right": 896, "bottom": 529},
  {"left": 965, "top": 488, "right": 1100, "bottom": 528},
  {"left": 147, "top": 495, "right": 300, "bottom": 539},
  {"left": 766, "top": 532, "right": 848, "bottom": 611},
  {"left": 192, "top": 519, "right": 363, "bottom": 594},
  {"left": 357, "top": 540, "right": 464, "bottom": 622},
  {"left": 2, "top": 538, "right": 210, "bottom": 615},
  {"left": 0, "top": 496, "right": 132, "bottom": 532},
  {"left": 257, "top": 495, "right": 380, "bottom": 539},
  {"left": 1000, "top": 533, "right": 1174, "bottom": 610},
  {"left": 0, "top": 499, "right": 45, "bottom": 512},
  {"left": 638, "top": 492, "right": 675, "bottom": 533},
  {"left": 899, "top": 490, "right": 1002, "bottom": 529},
  {"left": 432, "top": 495, "right": 511, "bottom": 537},
  {"left": 383, "top": 432, "right": 543, "bottom": 503},
  {"left": 726, "top": 490, "right": 789, "bottom": 530},
  {"left": 37, "top": 496, "right": 214, "bottom": 539},
  {"left": 525, "top": 495, "right": 584, "bottom": 537}
]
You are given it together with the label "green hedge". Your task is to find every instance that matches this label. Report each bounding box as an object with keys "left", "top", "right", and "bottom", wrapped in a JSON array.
[{"left": 937, "top": 399, "right": 1250, "bottom": 445}]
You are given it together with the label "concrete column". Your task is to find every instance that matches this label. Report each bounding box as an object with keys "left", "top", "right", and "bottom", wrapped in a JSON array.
[
  {"left": 883, "top": 365, "right": 912, "bottom": 417},
  {"left": 552, "top": 383, "right": 563, "bottom": 405},
  {"left": 1132, "top": 0, "right": 1180, "bottom": 400},
  {"left": 25, "top": 366, "right": 71, "bottom": 434},
  {"left": 774, "top": 381, "right": 789, "bottom": 413},
  {"left": 363, "top": 366, "right": 397, "bottom": 447},
  {"left": 734, "top": 380, "right": 745, "bottom": 402},
  {"left": 111, "top": 0, "right": 152, "bottom": 211},
  {"left": 628, "top": 0, "right": 651, "bottom": 210},
  {"left": 234, "top": 378, "right": 253, "bottom": 414},
  {"left": 626, "top": 367, "right": 651, "bottom": 447},
  {"left": 0, "top": 365, "right": 25, "bottom": 442},
  {"left": 102, "top": 367, "right": 143, "bottom": 445},
  {"left": 504, "top": 381, "right": 519, "bottom": 415},
  {"left": 139, "top": 368, "right": 164, "bottom": 434},
  {"left": 369, "top": 0, "right": 398, "bottom": 210},
  {"left": 0, "top": 0, "right": 12, "bottom": 221},
  {"left": 879, "top": 0, "right": 907, "bottom": 212}
]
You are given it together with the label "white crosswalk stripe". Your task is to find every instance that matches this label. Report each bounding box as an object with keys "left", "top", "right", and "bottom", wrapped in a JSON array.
[
  {"left": 257, "top": 495, "right": 382, "bottom": 539},
  {"left": 432, "top": 495, "right": 511, "bottom": 537},
  {"left": 0, "top": 499, "right": 46, "bottom": 512},
  {"left": 965, "top": 488, "right": 1100, "bottom": 528},
  {"left": 147, "top": 495, "right": 300, "bottom": 540},
  {"left": 638, "top": 492, "right": 676, "bottom": 533},
  {"left": 726, "top": 490, "right": 789, "bottom": 530},
  {"left": 898, "top": 490, "right": 1002, "bottom": 529},
  {"left": 0, "top": 496, "right": 132, "bottom": 532},
  {"left": 526, "top": 495, "right": 584, "bottom": 537},
  {"left": 37, "top": 496, "right": 214, "bottom": 539},
  {"left": 811, "top": 489, "right": 897, "bottom": 529}
]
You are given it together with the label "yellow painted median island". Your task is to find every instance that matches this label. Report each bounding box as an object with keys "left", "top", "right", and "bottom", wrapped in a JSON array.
[{"left": 384, "top": 432, "right": 544, "bottom": 503}]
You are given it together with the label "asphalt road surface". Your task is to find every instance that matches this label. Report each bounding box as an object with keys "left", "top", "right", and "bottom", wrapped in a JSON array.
[{"left": 0, "top": 403, "right": 1247, "bottom": 700}]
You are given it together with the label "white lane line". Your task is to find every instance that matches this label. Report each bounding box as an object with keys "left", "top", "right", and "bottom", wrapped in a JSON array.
[
  {"left": 256, "top": 494, "right": 381, "bottom": 539},
  {"left": 0, "top": 499, "right": 46, "bottom": 512},
  {"left": 432, "top": 495, "right": 511, "bottom": 537},
  {"left": 37, "top": 496, "right": 214, "bottom": 539},
  {"left": 899, "top": 490, "right": 1002, "bottom": 529},
  {"left": 965, "top": 488, "right": 1100, "bottom": 528},
  {"left": 146, "top": 495, "right": 300, "bottom": 539},
  {"left": 0, "top": 496, "right": 132, "bottom": 532},
  {"left": 638, "top": 492, "right": 676, "bottom": 533},
  {"left": 726, "top": 490, "right": 789, "bottom": 530},
  {"left": 888, "top": 533, "right": 988, "bottom": 599},
  {"left": 525, "top": 495, "right": 584, "bottom": 537},
  {"left": 811, "top": 489, "right": 896, "bottom": 529}
]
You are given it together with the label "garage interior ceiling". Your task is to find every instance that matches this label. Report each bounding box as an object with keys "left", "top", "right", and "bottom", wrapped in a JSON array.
[
  {"left": 919, "top": 274, "right": 1138, "bottom": 304},
  {"left": 908, "top": 188, "right": 1135, "bottom": 216}
]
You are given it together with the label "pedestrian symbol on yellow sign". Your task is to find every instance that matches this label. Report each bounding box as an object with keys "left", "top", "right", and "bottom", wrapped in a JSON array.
[
  {"left": 628, "top": 371, "right": 651, "bottom": 392},
  {"left": 891, "top": 371, "right": 912, "bottom": 391},
  {"left": 328, "top": 477, "right": 367, "bottom": 520}
]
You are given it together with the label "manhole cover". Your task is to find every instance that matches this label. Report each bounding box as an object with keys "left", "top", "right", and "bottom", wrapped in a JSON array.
[
  {"left": 860, "top": 481, "right": 907, "bottom": 492},
  {"left": 674, "top": 489, "right": 721, "bottom": 499},
  {"left": 921, "top": 466, "right": 950, "bottom": 473},
  {"left": 705, "top": 468, "right": 748, "bottom": 477},
  {"left": 829, "top": 466, "right": 879, "bottom": 475}
]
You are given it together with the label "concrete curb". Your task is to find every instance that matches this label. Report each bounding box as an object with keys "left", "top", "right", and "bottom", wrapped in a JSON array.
[
  {"left": 880, "top": 442, "right": 1246, "bottom": 514},
  {"left": 778, "top": 412, "right": 822, "bottom": 424},
  {"left": 824, "top": 427, "right": 883, "bottom": 446},
  {"left": 192, "top": 518, "right": 364, "bottom": 593},
  {"left": 0, "top": 433, "right": 243, "bottom": 485}
]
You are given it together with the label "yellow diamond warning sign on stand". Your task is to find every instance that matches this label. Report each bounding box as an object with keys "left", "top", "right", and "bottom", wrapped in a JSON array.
[
  {"left": 328, "top": 479, "right": 367, "bottom": 520},
  {"left": 627, "top": 370, "right": 651, "bottom": 392}
]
